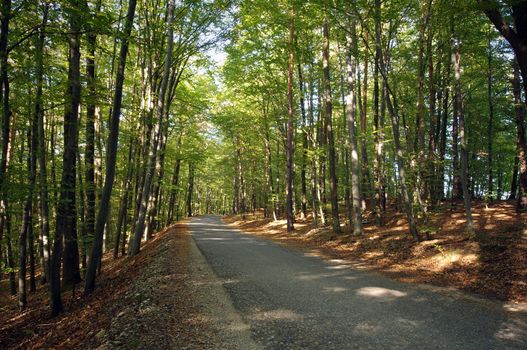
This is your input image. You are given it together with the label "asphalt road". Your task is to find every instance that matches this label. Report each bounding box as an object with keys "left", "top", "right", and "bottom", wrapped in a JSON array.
[{"left": 190, "top": 215, "right": 527, "bottom": 349}]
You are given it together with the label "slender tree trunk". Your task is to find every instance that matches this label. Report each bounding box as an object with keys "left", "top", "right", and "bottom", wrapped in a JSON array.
[
  {"left": 51, "top": 1, "right": 83, "bottom": 315},
  {"left": 322, "top": 19, "right": 340, "bottom": 234},
  {"left": 510, "top": 152, "right": 519, "bottom": 200},
  {"left": 36, "top": 4, "right": 50, "bottom": 284},
  {"left": 77, "top": 152, "right": 87, "bottom": 272},
  {"left": 373, "top": 0, "right": 384, "bottom": 224},
  {"left": 167, "top": 157, "right": 181, "bottom": 224},
  {"left": 346, "top": 20, "right": 363, "bottom": 236},
  {"left": 128, "top": 1, "right": 173, "bottom": 256},
  {"left": 486, "top": 36, "right": 494, "bottom": 201},
  {"left": 452, "top": 38, "right": 475, "bottom": 235},
  {"left": 376, "top": 41, "right": 420, "bottom": 241},
  {"left": 5, "top": 214, "right": 16, "bottom": 294},
  {"left": 84, "top": 3, "right": 98, "bottom": 268},
  {"left": 114, "top": 136, "right": 134, "bottom": 258},
  {"left": 187, "top": 163, "right": 194, "bottom": 217},
  {"left": 84, "top": 0, "right": 137, "bottom": 293},
  {"left": 438, "top": 45, "right": 451, "bottom": 200},
  {"left": 0, "top": 0, "right": 11, "bottom": 276},
  {"left": 512, "top": 63, "right": 527, "bottom": 210},
  {"left": 451, "top": 33, "right": 462, "bottom": 200},
  {"left": 286, "top": 10, "right": 295, "bottom": 232},
  {"left": 298, "top": 64, "right": 308, "bottom": 220}
]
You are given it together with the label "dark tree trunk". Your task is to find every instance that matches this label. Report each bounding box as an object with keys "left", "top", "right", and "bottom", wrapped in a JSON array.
[
  {"left": 285, "top": 11, "right": 295, "bottom": 232},
  {"left": 84, "top": 0, "right": 137, "bottom": 294},
  {"left": 373, "top": 0, "right": 384, "bottom": 224},
  {"left": 84, "top": 3, "right": 98, "bottom": 268},
  {"left": 0, "top": 0, "right": 11, "bottom": 273},
  {"left": 322, "top": 20, "right": 340, "bottom": 234},
  {"left": 187, "top": 163, "right": 194, "bottom": 217},
  {"left": 129, "top": 1, "right": 173, "bottom": 256},
  {"left": 51, "top": 1, "right": 83, "bottom": 315},
  {"left": 487, "top": 36, "right": 494, "bottom": 201},
  {"left": 452, "top": 37, "right": 475, "bottom": 235},
  {"left": 512, "top": 64, "right": 527, "bottom": 210},
  {"left": 36, "top": 4, "right": 50, "bottom": 284},
  {"left": 297, "top": 63, "right": 308, "bottom": 220}
]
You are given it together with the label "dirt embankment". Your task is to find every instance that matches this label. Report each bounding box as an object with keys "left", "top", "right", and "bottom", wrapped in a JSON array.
[{"left": 0, "top": 221, "right": 257, "bottom": 350}]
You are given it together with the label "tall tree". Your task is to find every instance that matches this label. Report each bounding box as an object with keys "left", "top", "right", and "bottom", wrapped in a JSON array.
[
  {"left": 345, "top": 19, "right": 363, "bottom": 236},
  {"left": 50, "top": 0, "right": 84, "bottom": 316},
  {"left": 322, "top": 16, "right": 340, "bottom": 234},
  {"left": 285, "top": 7, "right": 295, "bottom": 232},
  {"left": 129, "top": 0, "right": 174, "bottom": 256},
  {"left": 84, "top": 0, "right": 138, "bottom": 293}
]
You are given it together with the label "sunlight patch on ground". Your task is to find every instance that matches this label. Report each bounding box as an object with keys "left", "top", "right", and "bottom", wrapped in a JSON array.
[
  {"left": 352, "top": 321, "right": 382, "bottom": 335},
  {"left": 356, "top": 287, "right": 407, "bottom": 300},
  {"left": 494, "top": 319, "right": 527, "bottom": 342},
  {"left": 431, "top": 250, "right": 479, "bottom": 270},
  {"left": 252, "top": 309, "right": 303, "bottom": 322},
  {"left": 322, "top": 286, "right": 348, "bottom": 293}
]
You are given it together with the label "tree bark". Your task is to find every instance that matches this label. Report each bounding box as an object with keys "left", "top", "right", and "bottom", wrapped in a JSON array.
[
  {"left": 129, "top": 0, "right": 173, "bottom": 256},
  {"left": 322, "top": 19, "right": 340, "bottom": 234},
  {"left": 452, "top": 37, "right": 475, "bottom": 236},
  {"left": 345, "top": 19, "right": 363, "bottom": 236},
  {"left": 512, "top": 63, "right": 527, "bottom": 210},
  {"left": 84, "top": 0, "right": 137, "bottom": 293},
  {"left": 35, "top": 4, "right": 50, "bottom": 284},
  {"left": 51, "top": 0, "right": 83, "bottom": 315},
  {"left": 285, "top": 10, "right": 295, "bottom": 232},
  {"left": 0, "top": 0, "right": 11, "bottom": 276}
]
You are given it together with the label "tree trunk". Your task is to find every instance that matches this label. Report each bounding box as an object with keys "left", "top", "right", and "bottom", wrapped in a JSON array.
[
  {"left": 510, "top": 152, "right": 519, "bottom": 200},
  {"left": 345, "top": 19, "right": 363, "bottom": 236},
  {"left": 0, "top": 0, "right": 11, "bottom": 276},
  {"left": 187, "top": 163, "right": 194, "bottom": 217},
  {"left": 84, "top": 2, "right": 99, "bottom": 268},
  {"left": 452, "top": 38, "right": 475, "bottom": 236},
  {"left": 512, "top": 63, "right": 527, "bottom": 210},
  {"left": 285, "top": 10, "right": 295, "bottom": 232},
  {"left": 114, "top": 136, "right": 134, "bottom": 258},
  {"left": 487, "top": 35, "right": 494, "bottom": 201},
  {"left": 84, "top": 0, "right": 137, "bottom": 293},
  {"left": 298, "top": 63, "right": 308, "bottom": 220},
  {"left": 36, "top": 4, "right": 50, "bottom": 284},
  {"left": 322, "top": 20, "right": 340, "bottom": 234},
  {"left": 377, "top": 42, "right": 421, "bottom": 241},
  {"left": 50, "top": 0, "right": 83, "bottom": 315},
  {"left": 373, "top": 0, "right": 384, "bottom": 224}
]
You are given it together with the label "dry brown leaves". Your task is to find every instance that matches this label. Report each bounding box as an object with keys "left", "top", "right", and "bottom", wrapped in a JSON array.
[{"left": 224, "top": 200, "right": 527, "bottom": 304}]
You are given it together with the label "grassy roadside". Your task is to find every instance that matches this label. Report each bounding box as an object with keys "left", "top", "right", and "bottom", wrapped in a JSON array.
[{"left": 223, "top": 201, "right": 527, "bottom": 305}]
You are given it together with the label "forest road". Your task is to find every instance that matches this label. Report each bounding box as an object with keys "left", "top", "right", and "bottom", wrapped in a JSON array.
[{"left": 190, "top": 215, "right": 527, "bottom": 350}]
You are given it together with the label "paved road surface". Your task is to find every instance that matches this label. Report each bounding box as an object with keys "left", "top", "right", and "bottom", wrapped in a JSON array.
[{"left": 190, "top": 216, "right": 526, "bottom": 349}]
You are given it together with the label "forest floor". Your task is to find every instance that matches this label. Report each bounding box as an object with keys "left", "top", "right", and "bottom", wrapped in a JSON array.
[
  {"left": 224, "top": 199, "right": 527, "bottom": 305},
  {"left": 0, "top": 221, "right": 257, "bottom": 349}
]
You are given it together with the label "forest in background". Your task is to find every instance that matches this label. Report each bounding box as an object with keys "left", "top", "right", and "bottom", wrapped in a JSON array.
[{"left": 0, "top": 0, "right": 526, "bottom": 319}]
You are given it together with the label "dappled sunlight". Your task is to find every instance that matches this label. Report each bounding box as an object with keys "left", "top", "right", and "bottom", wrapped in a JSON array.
[
  {"left": 322, "top": 286, "right": 348, "bottom": 293},
  {"left": 296, "top": 271, "right": 352, "bottom": 281},
  {"left": 251, "top": 309, "right": 304, "bottom": 322},
  {"left": 352, "top": 321, "right": 382, "bottom": 335},
  {"left": 304, "top": 250, "right": 323, "bottom": 258},
  {"left": 195, "top": 237, "right": 233, "bottom": 241},
  {"left": 325, "top": 264, "right": 352, "bottom": 270},
  {"left": 356, "top": 287, "right": 407, "bottom": 300},
  {"left": 223, "top": 202, "right": 527, "bottom": 303},
  {"left": 494, "top": 318, "right": 527, "bottom": 343}
]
